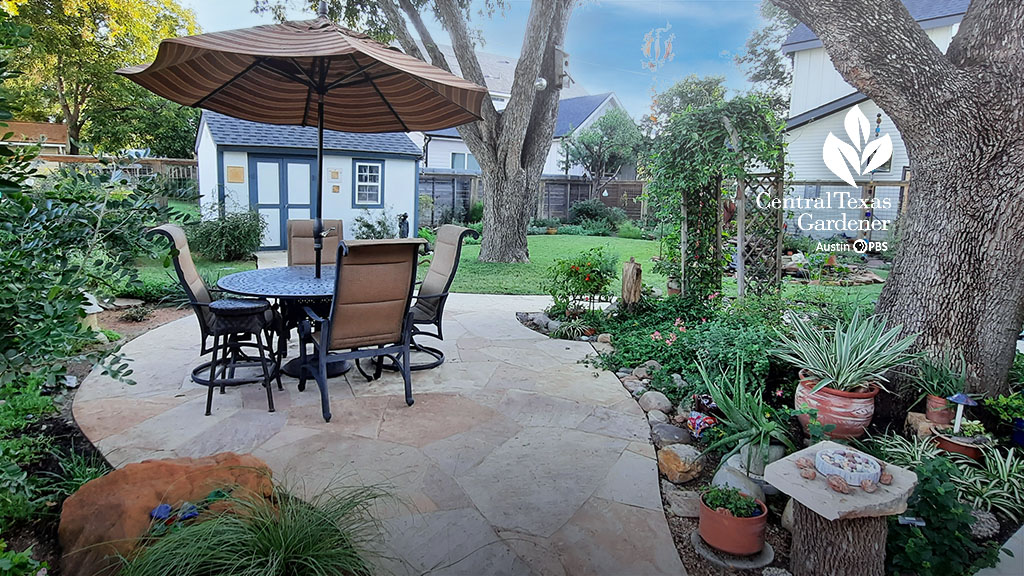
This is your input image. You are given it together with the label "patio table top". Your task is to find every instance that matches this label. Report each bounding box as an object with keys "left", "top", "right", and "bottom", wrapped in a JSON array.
[{"left": 218, "top": 265, "right": 337, "bottom": 299}]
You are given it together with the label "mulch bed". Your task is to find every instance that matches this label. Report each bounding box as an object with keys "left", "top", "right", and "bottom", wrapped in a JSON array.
[{"left": 4, "top": 306, "right": 191, "bottom": 573}]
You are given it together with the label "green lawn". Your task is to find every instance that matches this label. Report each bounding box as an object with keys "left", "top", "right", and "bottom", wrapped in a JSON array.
[{"left": 444, "top": 234, "right": 888, "bottom": 302}]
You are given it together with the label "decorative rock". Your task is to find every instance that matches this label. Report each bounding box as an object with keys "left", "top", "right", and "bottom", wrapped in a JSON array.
[
  {"left": 532, "top": 312, "right": 551, "bottom": 330},
  {"left": 657, "top": 444, "right": 704, "bottom": 484},
  {"left": 795, "top": 457, "right": 813, "bottom": 470},
  {"left": 643, "top": 359, "right": 662, "bottom": 372},
  {"left": 725, "top": 454, "right": 780, "bottom": 497},
  {"left": 970, "top": 509, "right": 1000, "bottom": 540},
  {"left": 631, "top": 387, "right": 647, "bottom": 399},
  {"left": 632, "top": 365, "right": 650, "bottom": 379},
  {"left": 690, "top": 531, "right": 775, "bottom": 570},
  {"left": 671, "top": 373, "right": 684, "bottom": 387},
  {"left": 662, "top": 480, "right": 700, "bottom": 518},
  {"left": 638, "top": 390, "right": 672, "bottom": 414},
  {"left": 879, "top": 472, "right": 893, "bottom": 485},
  {"left": 905, "top": 412, "right": 933, "bottom": 438},
  {"left": 623, "top": 379, "right": 646, "bottom": 394},
  {"left": 59, "top": 453, "right": 273, "bottom": 576},
  {"left": 650, "top": 422, "right": 692, "bottom": 449},
  {"left": 781, "top": 498, "right": 794, "bottom": 533},
  {"left": 860, "top": 479, "right": 878, "bottom": 493},
  {"left": 800, "top": 468, "right": 816, "bottom": 480},
  {"left": 711, "top": 465, "right": 765, "bottom": 502},
  {"left": 547, "top": 319, "right": 562, "bottom": 333},
  {"left": 827, "top": 475, "right": 850, "bottom": 494},
  {"left": 647, "top": 410, "right": 668, "bottom": 425},
  {"left": 597, "top": 333, "right": 612, "bottom": 343}
]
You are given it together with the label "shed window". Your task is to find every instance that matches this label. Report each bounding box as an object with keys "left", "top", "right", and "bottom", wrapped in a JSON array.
[{"left": 355, "top": 161, "right": 382, "bottom": 205}]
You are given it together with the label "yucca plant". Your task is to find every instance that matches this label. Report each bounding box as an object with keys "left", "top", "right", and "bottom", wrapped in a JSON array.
[
  {"left": 120, "top": 480, "right": 388, "bottom": 576},
  {"left": 770, "top": 309, "right": 918, "bottom": 393},
  {"left": 697, "top": 359, "right": 796, "bottom": 473}
]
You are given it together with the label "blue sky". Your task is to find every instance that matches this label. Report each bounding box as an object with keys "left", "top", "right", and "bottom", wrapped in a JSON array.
[{"left": 182, "top": 0, "right": 765, "bottom": 118}]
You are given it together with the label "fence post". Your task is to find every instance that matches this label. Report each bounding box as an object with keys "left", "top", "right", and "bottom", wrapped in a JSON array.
[{"left": 736, "top": 178, "right": 746, "bottom": 300}]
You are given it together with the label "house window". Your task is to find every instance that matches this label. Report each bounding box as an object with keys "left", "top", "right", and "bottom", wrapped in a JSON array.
[
  {"left": 353, "top": 160, "right": 384, "bottom": 207},
  {"left": 451, "top": 152, "right": 480, "bottom": 171}
]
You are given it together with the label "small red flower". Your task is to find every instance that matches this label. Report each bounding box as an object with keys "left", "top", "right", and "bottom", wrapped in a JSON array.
[{"left": 585, "top": 275, "right": 591, "bottom": 281}]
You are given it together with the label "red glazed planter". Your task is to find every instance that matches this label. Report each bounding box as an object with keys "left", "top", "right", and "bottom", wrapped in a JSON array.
[
  {"left": 925, "top": 394, "right": 955, "bottom": 425},
  {"left": 794, "top": 370, "right": 879, "bottom": 439},
  {"left": 698, "top": 493, "right": 768, "bottom": 556}
]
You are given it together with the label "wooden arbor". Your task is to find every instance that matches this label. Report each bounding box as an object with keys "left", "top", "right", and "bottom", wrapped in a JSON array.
[{"left": 735, "top": 172, "right": 785, "bottom": 299}]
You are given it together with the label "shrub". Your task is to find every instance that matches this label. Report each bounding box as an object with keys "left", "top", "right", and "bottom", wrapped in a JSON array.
[
  {"left": 120, "top": 480, "right": 387, "bottom": 576},
  {"left": 580, "top": 218, "right": 613, "bottom": 237},
  {"left": 886, "top": 458, "right": 1001, "bottom": 576},
  {"left": 527, "top": 226, "right": 547, "bottom": 235},
  {"left": 0, "top": 540, "right": 47, "bottom": 576},
  {"left": 466, "top": 200, "right": 484, "bottom": 223},
  {"left": 352, "top": 208, "right": 398, "bottom": 239},
  {"left": 186, "top": 211, "right": 265, "bottom": 261},
  {"left": 417, "top": 226, "right": 436, "bottom": 247},
  {"left": 570, "top": 198, "right": 626, "bottom": 227},
  {"left": 616, "top": 221, "right": 645, "bottom": 239},
  {"left": 556, "top": 224, "right": 586, "bottom": 235},
  {"left": 546, "top": 246, "right": 618, "bottom": 315},
  {"left": 701, "top": 485, "right": 759, "bottom": 517},
  {"left": 531, "top": 218, "right": 561, "bottom": 229},
  {"left": 463, "top": 221, "right": 483, "bottom": 245}
]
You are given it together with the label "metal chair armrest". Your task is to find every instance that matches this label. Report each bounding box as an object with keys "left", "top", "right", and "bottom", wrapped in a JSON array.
[{"left": 303, "top": 306, "right": 328, "bottom": 324}]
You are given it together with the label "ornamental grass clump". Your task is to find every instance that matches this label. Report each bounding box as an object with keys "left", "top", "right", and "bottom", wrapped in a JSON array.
[
  {"left": 120, "top": 480, "right": 388, "bottom": 576},
  {"left": 770, "top": 309, "right": 918, "bottom": 393}
]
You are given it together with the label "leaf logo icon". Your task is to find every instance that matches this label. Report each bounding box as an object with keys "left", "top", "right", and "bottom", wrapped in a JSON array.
[{"left": 822, "top": 105, "right": 893, "bottom": 187}]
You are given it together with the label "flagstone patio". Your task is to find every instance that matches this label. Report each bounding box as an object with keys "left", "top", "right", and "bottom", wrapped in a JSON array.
[{"left": 74, "top": 293, "right": 684, "bottom": 576}]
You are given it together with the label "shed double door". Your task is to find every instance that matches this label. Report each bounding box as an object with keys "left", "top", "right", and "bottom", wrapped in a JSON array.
[{"left": 249, "top": 155, "right": 316, "bottom": 250}]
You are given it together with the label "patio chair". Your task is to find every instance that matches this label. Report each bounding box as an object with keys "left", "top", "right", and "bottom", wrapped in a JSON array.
[
  {"left": 287, "top": 219, "right": 343, "bottom": 265},
  {"left": 148, "top": 224, "right": 283, "bottom": 415},
  {"left": 297, "top": 238, "right": 425, "bottom": 422},
  {"left": 408, "top": 224, "right": 479, "bottom": 370}
]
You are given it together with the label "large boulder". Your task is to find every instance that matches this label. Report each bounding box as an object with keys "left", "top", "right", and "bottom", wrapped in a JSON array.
[
  {"left": 638, "top": 390, "right": 672, "bottom": 414},
  {"left": 59, "top": 452, "right": 273, "bottom": 576},
  {"left": 657, "top": 443, "right": 704, "bottom": 484}
]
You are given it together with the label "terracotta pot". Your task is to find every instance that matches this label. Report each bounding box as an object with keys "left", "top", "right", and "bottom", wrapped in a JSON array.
[
  {"left": 698, "top": 493, "right": 768, "bottom": 556},
  {"left": 667, "top": 278, "right": 681, "bottom": 296},
  {"left": 793, "top": 370, "right": 879, "bottom": 439},
  {"left": 925, "top": 394, "right": 955, "bottom": 425},
  {"left": 930, "top": 426, "right": 987, "bottom": 461},
  {"left": 546, "top": 227, "right": 558, "bottom": 235}
]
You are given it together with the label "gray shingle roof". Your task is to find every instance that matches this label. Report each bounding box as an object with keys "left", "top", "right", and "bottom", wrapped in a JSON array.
[
  {"left": 783, "top": 0, "right": 969, "bottom": 52},
  {"left": 425, "top": 92, "right": 613, "bottom": 139},
  {"left": 201, "top": 111, "right": 422, "bottom": 157}
]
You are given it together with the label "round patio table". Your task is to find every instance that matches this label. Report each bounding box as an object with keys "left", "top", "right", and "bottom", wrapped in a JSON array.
[{"left": 217, "top": 266, "right": 350, "bottom": 378}]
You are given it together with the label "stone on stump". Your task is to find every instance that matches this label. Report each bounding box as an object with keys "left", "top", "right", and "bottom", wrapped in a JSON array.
[{"left": 764, "top": 441, "right": 917, "bottom": 576}]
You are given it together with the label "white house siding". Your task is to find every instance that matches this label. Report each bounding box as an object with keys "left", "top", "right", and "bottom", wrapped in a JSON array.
[
  {"left": 789, "top": 25, "right": 957, "bottom": 117},
  {"left": 424, "top": 137, "right": 472, "bottom": 170},
  {"left": 195, "top": 123, "right": 218, "bottom": 219},
  {"left": 221, "top": 151, "right": 250, "bottom": 214}
]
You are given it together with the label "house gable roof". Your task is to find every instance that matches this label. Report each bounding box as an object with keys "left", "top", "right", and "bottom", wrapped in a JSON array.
[
  {"left": 424, "top": 92, "right": 615, "bottom": 139},
  {"left": 199, "top": 111, "right": 421, "bottom": 157},
  {"left": 786, "top": 92, "right": 869, "bottom": 131},
  {"left": 783, "top": 0, "right": 968, "bottom": 53}
]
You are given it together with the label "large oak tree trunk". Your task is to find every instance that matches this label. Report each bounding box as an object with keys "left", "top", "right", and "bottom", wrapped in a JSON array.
[
  {"left": 480, "top": 170, "right": 532, "bottom": 261},
  {"left": 772, "top": 0, "right": 1024, "bottom": 393}
]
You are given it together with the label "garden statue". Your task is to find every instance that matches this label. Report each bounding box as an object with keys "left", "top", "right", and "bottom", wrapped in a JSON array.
[{"left": 399, "top": 213, "right": 409, "bottom": 238}]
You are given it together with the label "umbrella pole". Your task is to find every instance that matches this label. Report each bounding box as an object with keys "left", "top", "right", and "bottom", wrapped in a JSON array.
[{"left": 314, "top": 92, "right": 325, "bottom": 278}]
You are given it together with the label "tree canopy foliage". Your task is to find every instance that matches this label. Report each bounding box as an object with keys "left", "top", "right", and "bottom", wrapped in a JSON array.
[
  {"left": 735, "top": 0, "right": 797, "bottom": 116},
  {"left": 560, "top": 107, "right": 640, "bottom": 196},
  {"left": 6, "top": 0, "right": 198, "bottom": 155}
]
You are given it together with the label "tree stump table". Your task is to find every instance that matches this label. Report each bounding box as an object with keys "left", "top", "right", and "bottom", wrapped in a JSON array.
[{"left": 764, "top": 441, "right": 917, "bottom": 576}]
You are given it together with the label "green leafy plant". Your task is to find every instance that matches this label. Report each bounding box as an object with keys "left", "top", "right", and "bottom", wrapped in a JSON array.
[
  {"left": 545, "top": 246, "right": 618, "bottom": 315},
  {"left": 616, "top": 220, "right": 645, "bottom": 239},
  {"left": 0, "top": 540, "right": 47, "bottom": 576},
  {"left": 951, "top": 447, "right": 1024, "bottom": 522},
  {"left": 556, "top": 224, "right": 586, "bottom": 235},
  {"left": 985, "top": 393, "right": 1024, "bottom": 423},
  {"left": 886, "top": 457, "right": 1001, "bottom": 576},
  {"left": 120, "top": 305, "right": 154, "bottom": 323},
  {"left": 462, "top": 221, "right": 483, "bottom": 245},
  {"left": 120, "top": 480, "right": 388, "bottom": 576},
  {"left": 531, "top": 218, "right": 561, "bottom": 229},
  {"left": 569, "top": 198, "right": 626, "bottom": 227},
  {"left": 701, "top": 485, "right": 760, "bottom": 517},
  {"left": 906, "top": 351, "right": 968, "bottom": 403},
  {"left": 770, "top": 309, "right": 918, "bottom": 393},
  {"left": 697, "top": 359, "right": 796, "bottom": 472},
  {"left": 352, "top": 208, "right": 398, "bottom": 239},
  {"left": 186, "top": 211, "right": 265, "bottom": 261},
  {"left": 551, "top": 317, "right": 590, "bottom": 340},
  {"left": 416, "top": 226, "right": 436, "bottom": 247}
]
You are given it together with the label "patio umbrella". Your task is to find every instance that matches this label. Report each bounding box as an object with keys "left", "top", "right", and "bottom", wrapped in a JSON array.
[{"left": 118, "top": 2, "right": 487, "bottom": 277}]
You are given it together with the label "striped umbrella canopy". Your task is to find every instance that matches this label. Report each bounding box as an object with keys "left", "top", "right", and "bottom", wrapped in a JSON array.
[{"left": 118, "top": 5, "right": 487, "bottom": 276}]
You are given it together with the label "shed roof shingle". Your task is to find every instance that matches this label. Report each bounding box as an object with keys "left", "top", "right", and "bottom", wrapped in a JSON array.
[{"left": 202, "top": 111, "right": 422, "bottom": 157}]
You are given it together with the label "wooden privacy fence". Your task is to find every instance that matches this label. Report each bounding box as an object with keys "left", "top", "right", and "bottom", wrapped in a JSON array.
[{"left": 417, "top": 170, "right": 648, "bottom": 226}]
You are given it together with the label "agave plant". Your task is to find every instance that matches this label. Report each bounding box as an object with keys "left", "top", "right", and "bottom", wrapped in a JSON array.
[
  {"left": 770, "top": 309, "right": 918, "bottom": 393},
  {"left": 696, "top": 359, "right": 796, "bottom": 473}
]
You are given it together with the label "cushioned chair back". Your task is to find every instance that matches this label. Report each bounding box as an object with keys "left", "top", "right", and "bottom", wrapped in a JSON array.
[
  {"left": 327, "top": 239, "right": 425, "bottom": 350},
  {"left": 415, "top": 225, "right": 473, "bottom": 320},
  {"left": 287, "top": 219, "right": 344, "bottom": 266},
  {"left": 148, "top": 223, "right": 212, "bottom": 323}
]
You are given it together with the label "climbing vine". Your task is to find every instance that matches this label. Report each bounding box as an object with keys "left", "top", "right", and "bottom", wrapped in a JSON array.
[{"left": 645, "top": 94, "right": 785, "bottom": 299}]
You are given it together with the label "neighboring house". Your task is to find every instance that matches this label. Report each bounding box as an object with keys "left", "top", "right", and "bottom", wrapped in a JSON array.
[
  {"left": 195, "top": 111, "right": 421, "bottom": 249},
  {"left": 782, "top": 0, "right": 967, "bottom": 237},
  {"left": 2, "top": 121, "right": 70, "bottom": 156},
  {"left": 420, "top": 92, "right": 634, "bottom": 179}
]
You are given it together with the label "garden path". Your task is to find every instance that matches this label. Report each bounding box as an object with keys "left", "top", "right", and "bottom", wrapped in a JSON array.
[{"left": 75, "top": 293, "right": 684, "bottom": 576}]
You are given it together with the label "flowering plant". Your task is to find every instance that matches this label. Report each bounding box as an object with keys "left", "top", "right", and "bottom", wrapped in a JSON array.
[{"left": 546, "top": 246, "right": 618, "bottom": 315}]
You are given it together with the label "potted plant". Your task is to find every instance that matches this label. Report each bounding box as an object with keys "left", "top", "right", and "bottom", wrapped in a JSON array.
[
  {"left": 698, "top": 485, "right": 767, "bottom": 556},
  {"left": 906, "top": 351, "right": 968, "bottom": 425},
  {"left": 771, "top": 310, "right": 918, "bottom": 439},
  {"left": 984, "top": 393, "right": 1024, "bottom": 446},
  {"left": 932, "top": 419, "right": 992, "bottom": 461},
  {"left": 697, "top": 360, "right": 796, "bottom": 475}
]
